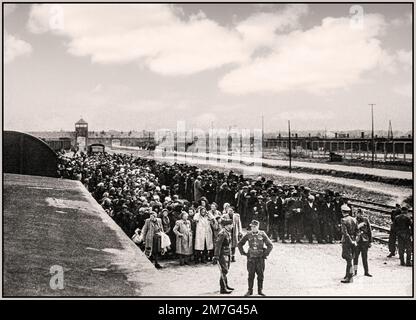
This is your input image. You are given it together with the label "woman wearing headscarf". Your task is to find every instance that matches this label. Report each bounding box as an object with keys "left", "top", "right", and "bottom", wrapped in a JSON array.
[{"left": 173, "top": 211, "right": 193, "bottom": 265}]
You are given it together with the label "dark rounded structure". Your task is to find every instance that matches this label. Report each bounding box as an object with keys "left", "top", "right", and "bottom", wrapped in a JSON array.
[{"left": 3, "top": 131, "right": 58, "bottom": 177}]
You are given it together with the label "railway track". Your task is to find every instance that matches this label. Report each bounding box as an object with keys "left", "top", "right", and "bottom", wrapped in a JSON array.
[
  {"left": 371, "top": 224, "right": 390, "bottom": 244},
  {"left": 344, "top": 198, "right": 412, "bottom": 245}
]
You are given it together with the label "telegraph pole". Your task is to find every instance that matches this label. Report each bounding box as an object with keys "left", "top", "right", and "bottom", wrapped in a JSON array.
[
  {"left": 261, "top": 114, "right": 264, "bottom": 158},
  {"left": 369, "top": 103, "right": 376, "bottom": 167},
  {"left": 288, "top": 120, "right": 292, "bottom": 173}
]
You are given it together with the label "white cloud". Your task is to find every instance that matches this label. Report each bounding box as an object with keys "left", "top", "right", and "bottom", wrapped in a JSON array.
[
  {"left": 27, "top": 4, "right": 248, "bottom": 75},
  {"left": 4, "top": 32, "right": 33, "bottom": 64},
  {"left": 236, "top": 4, "right": 308, "bottom": 50},
  {"left": 26, "top": 4, "right": 400, "bottom": 96},
  {"left": 219, "top": 14, "right": 394, "bottom": 95},
  {"left": 26, "top": 4, "right": 308, "bottom": 76}
]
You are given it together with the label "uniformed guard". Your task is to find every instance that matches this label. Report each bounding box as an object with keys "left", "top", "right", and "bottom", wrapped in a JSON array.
[
  {"left": 353, "top": 209, "right": 373, "bottom": 277},
  {"left": 340, "top": 204, "right": 358, "bottom": 283},
  {"left": 393, "top": 207, "right": 413, "bottom": 266},
  {"left": 213, "top": 219, "right": 235, "bottom": 294},
  {"left": 387, "top": 204, "right": 402, "bottom": 258},
  {"left": 237, "top": 220, "right": 273, "bottom": 296}
]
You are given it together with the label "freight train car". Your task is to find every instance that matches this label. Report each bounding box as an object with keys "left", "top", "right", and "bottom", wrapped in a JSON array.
[{"left": 43, "top": 137, "right": 72, "bottom": 152}]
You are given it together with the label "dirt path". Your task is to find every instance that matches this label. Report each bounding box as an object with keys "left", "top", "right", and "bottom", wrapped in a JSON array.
[{"left": 141, "top": 241, "right": 412, "bottom": 297}]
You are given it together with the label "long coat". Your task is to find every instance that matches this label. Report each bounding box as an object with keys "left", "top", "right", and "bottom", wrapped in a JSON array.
[
  {"left": 173, "top": 219, "right": 193, "bottom": 255},
  {"left": 194, "top": 212, "right": 214, "bottom": 251},
  {"left": 194, "top": 179, "right": 204, "bottom": 202},
  {"left": 341, "top": 215, "right": 358, "bottom": 260},
  {"left": 222, "top": 212, "right": 243, "bottom": 248},
  {"left": 141, "top": 217, "right": 163, "bottom": 256}
]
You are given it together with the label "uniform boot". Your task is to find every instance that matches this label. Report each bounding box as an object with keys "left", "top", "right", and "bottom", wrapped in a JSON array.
[
  {"left": 341, "top": 274, "right": 353, "bottom": 283},
  {"left": 343, "top": 265, "right": 349, "bottom": 280},
  {"left": 231, "top": 255, "right": 236, "bottom": 262},
  {"left": 244, "top": 289, "right": 253, "bottom": 297},
  {"left": 179, "top": 256, "right": 184, "bottom": 266},
  {"left": 406, "top": 254, "right": 412, "bottom": 266},
  {"left": 341, "top": 276, "right": 353, "bottom": 283},
  {"left": 245, "top": 278, "right": 254, "bottom": 296},
  {"left": 341, "top": 265, "right": 353, "bottom": 283},
  {"left": 400, "top": 255, "right": 406, "bottom": 266},
  {"left": 258, "top": 280, "right": 266, "bottom": 296},
  {"left": 353, "top": 265, "right": 358, "bottom": 276},
  {"left": 363, "top": 260, "right": 371, "bottom": 276},
  {"left": 225, "top": 278, "right": 234, "bottom": 291},
  {"left": 220, "top": 279, "right": 232, "bottom": 294}
]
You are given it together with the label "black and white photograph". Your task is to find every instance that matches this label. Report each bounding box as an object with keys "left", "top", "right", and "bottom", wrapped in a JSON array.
[{"left": 2, "top": 1, "right": 414, "bottom": 302}]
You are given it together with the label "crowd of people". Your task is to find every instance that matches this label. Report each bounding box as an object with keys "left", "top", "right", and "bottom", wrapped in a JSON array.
[{"left": 58, "top": 151, "right": 412, "bottom": 271}]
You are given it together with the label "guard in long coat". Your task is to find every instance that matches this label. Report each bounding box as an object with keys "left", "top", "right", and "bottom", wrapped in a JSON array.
[
  {"left": 393, "top": 207, "right": 413, "bottom": 266},
  {"left": 194, "top": 207, "right": 214, "bottom": 263},
  {"left": 173, "top": 211, "right": 193, "bottom": 265},
  {"left": 222, "top": 207, "right": 243, "bottom": 262},
  {"left": 340, "top": 205, "right": 358, "bottom": 283},
  {"left": 387, "top": 204, "right": 402, "bottom": 257},
  {"left": 213, "top": 219, "right": 234, "bottom": 294}
]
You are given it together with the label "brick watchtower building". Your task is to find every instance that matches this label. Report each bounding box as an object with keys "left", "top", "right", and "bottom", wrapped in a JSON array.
[{"left": 75, "top": 118, "right": 88, "bottom": 151}]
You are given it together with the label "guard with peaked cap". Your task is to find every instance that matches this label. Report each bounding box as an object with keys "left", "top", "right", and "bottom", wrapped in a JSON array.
[
  {"left": 213, "top": 219, "right": 234, "bottom": 294},
  {"left": 340, "top": 204, "right": 358, "bottom": 283},
  {"left": 237, "top": 220, "right": 273, "bottom": 296}
]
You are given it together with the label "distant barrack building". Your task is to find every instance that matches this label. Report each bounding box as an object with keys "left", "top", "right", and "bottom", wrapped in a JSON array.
[
  {"left": 29, "top": 129, "right": 156, "bottom": 151},
  {"left": 28, "top": 121, "right": 412, "bottom": 163}
]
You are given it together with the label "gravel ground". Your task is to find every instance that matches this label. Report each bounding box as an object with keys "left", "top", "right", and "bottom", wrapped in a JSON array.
[{"left": 141, "top": 241, "right": 412, "bottom": 297}]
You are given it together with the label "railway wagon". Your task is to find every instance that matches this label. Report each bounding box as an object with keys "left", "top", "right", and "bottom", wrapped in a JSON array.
[
  {"left": 44, "top": 138, "right": 72, "bottom": 152},
  {"left": 88, "top": 143, "right": 105, "bottom": 155}
]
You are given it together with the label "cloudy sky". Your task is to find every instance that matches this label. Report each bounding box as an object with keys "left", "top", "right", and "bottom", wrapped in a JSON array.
[{"left": 3, "top": 3, "right": 413, "bottom": 132}]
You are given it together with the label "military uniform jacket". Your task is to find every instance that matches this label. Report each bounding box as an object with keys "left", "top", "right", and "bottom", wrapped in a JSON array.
[
  {"left": 341, "top": 216, "right": 358, "bottom": 245},
  {"left": 393, "top": 214, "right": 412, "bottom": 236},
  {"left": 237, "top": 231, "right": 273, "bottom": 258},
  {"left": 214, "top": 229, "right": 231, "bottom": 257},
  {"left": 390, "top": 208, "right": 402, "bottom": 222},
  {"left": 356, "top": 217, "right": 372, "bottom": 243}
]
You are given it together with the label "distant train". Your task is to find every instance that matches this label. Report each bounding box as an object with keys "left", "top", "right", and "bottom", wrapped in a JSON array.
[
  {"left": 88, "top": 143, "right": 105, "bottom": 154},
  {"left": 43, "top": 137, "right": 72, "bottom": 152}
]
